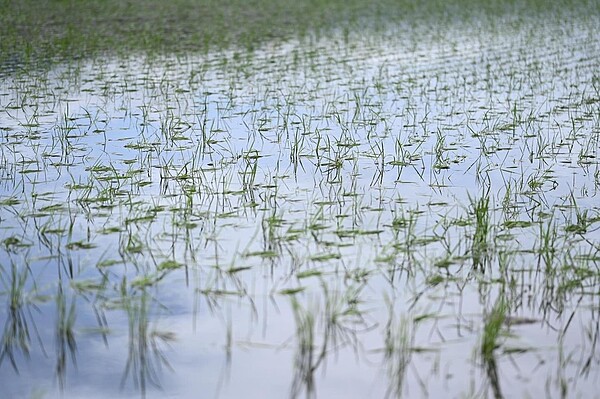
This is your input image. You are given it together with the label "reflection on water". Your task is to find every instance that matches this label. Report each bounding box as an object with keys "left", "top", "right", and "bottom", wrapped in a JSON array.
[
  {"left": 1, "top": 11, "right": 600, "bottom": 399},
  {"left": 55, "top": 282, "right": 78, "bottom": 390},
  {"left": 0, "top": 261, "right": 44, "bottom": 373},
  {"left": 289, "top": 283, "right": 371, "bottom": 398},
  {"left": 119, "top": 287, "right": 176, "bottom": 396}
]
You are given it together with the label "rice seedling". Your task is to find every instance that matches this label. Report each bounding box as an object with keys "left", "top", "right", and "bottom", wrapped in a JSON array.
[
  {"left": 470, "top": 192, "right": 492, "bottom": 270},
  {"left": 481, "top": 297, "right": 508, "bottom": 399},
  {"left": 481, "top": 297, "right": 507, "bottom": 363}
]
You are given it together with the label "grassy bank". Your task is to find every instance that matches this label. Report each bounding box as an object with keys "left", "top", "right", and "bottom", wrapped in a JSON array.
[{"left": 1, "top": 0, "right": 598, "bottom": 67}]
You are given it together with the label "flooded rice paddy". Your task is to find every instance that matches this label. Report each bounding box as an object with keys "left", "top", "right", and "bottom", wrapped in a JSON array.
[{"left": 1, "top": 14, "right": 600, "bottom": 399}]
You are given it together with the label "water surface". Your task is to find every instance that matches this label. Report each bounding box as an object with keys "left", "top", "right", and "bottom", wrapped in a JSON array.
[{"left": 0, "top": 16, "right": 599, "bottom": 399}]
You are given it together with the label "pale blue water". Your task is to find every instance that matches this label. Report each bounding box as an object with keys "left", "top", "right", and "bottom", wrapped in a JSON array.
[{"left": 0, "top": 16, "right": 599, "bottom": 398}]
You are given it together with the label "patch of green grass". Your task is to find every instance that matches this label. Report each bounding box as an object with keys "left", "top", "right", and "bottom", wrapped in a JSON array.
[
  {"left": 471, "top": 193, "right": 492, "bottom": 269},
  {"left": 1, "top": 0, "right": 597, "bottom": 68},
  {"left": 481, "top": 298, "right": 507, "bottom": 362}
]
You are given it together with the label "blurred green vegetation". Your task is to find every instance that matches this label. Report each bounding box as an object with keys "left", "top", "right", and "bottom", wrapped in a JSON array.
[{"left": 0, "top": 0, "right": 598, "bottom": 66}]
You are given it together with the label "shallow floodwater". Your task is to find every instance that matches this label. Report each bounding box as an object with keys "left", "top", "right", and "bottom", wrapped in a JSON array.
[{"left": 0, "top": 16, "right": 599, "bottom": 399}]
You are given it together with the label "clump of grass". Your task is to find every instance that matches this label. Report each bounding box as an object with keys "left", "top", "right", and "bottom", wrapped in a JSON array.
[
  {"left": 470, "top": 193, "right": 491, "bottom": 269},
  {"left": 481, "top": 297, "right": 508, "bottom": 398},
  {"left": 481, "top": 298, "right": 507, "bottom": 362}
]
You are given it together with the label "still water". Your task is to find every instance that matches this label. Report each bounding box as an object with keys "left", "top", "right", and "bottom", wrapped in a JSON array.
[{"left": 0, "top": 16, "right": 599, "bottom": 399}]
